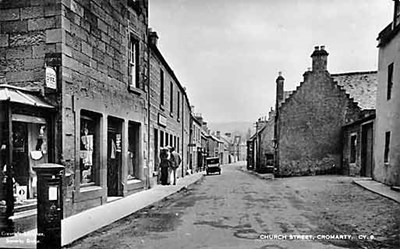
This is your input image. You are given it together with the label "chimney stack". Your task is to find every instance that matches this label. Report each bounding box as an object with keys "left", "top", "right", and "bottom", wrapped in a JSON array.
[
  {"left": 149, "top": 30, "right": 159, "bottom": 46},
  {"left": 311, "top": 45, "right": 328, "bottom": 72},
  {"left": 275, "top": 71, "right": 284, "bottom": 108}
]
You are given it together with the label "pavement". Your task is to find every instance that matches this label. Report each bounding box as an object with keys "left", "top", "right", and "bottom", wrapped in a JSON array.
[
  {"left": 0, "top": 171, "right": 204, "bottom": 249},
  {"left": 241, "top": 166, "right": 400, "bottom": 204},
  {"left": 353, "top": 178, "right": 400, "bottom": 204}
]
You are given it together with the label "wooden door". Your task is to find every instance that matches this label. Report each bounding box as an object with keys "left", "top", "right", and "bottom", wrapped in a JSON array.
[
  {"left": 361, "top": 123, "right": 373, "bottom": 177},
  {"left": 107, "top": 119, "right": 122, "bottom": 196}
]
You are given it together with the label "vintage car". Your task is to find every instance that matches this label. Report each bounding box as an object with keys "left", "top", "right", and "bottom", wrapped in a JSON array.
[{"left": 206, "top": 157, "right": 221, "bottom": 175}]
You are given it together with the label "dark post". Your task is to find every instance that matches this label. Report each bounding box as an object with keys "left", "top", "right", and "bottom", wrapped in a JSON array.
[
  {"left": 33, "top": 164, "right": 64, "bottom": 249},
  {"left": 0, "top": 100, "right": 14, "bottom": 234}
]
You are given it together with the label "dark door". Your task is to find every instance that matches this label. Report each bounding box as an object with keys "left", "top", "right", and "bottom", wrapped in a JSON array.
[
  {"left": 361, "top": 123, "right": 373, "bottom": 177},
  {"left": 107, "top": 118, "right": 122, "bottom": 196}
]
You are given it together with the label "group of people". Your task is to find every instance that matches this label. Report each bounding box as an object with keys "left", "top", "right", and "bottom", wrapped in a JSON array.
[{"left": 159, "top": 146, "right": 182, "bottom": 185}]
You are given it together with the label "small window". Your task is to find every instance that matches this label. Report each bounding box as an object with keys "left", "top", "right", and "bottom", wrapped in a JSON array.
[
  {"left": 384, "top": 131, "right": 391, "bottom": 163},
  {"left": 387, "top": 63, "right": 394, "bottom": 100},
  {"left": 129, "top": 35, "right": 139, "bottom": 88},
  {"left": 160, "top": 69, "right": 164, "bottom": 105},
  {"left": 349, "top": 134, "right": 357, "bottom": 163},
  {"left": 165, "top": 132, "right": 169, "bottom": 146}
]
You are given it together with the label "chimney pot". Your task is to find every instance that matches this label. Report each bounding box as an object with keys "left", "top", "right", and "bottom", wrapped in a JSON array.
[{"left": 149, "top": 31, "right": 159, "bottom": 46}]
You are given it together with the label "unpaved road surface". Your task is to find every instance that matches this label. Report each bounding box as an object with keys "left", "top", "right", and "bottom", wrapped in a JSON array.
[{"left": 65, "top": 162, "right": 400, "bottom": 249}]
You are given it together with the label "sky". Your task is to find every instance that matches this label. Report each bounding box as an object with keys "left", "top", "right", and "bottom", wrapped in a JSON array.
[{"left": 149, "top": 0, "right": 393, "bottom": 123}]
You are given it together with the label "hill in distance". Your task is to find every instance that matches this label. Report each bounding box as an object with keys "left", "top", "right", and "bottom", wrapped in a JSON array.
[{"left": 208, "top": 121, "right": 254, "bottom": 140}]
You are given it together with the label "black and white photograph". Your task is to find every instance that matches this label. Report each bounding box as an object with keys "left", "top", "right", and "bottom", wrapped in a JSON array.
[{"left": 0, "top": 0, "right": 399, "bottom": 248}]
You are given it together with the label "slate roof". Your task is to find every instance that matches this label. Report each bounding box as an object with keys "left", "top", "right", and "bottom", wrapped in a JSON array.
[{"left": 331, "top": 71, "right": 377, "bottom": 110}]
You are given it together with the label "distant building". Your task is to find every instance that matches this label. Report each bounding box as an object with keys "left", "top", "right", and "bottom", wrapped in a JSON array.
[
  {"left": 190, "top": 112, "right": 203, "bottom": 172},
  {"left": 374, "top": 0, "right": 400, "bottom": 186}
]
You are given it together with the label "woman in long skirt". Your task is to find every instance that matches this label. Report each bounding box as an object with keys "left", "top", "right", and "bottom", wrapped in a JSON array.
[{"left": 159, "top": 148, "right": 170, "bottom": 185}]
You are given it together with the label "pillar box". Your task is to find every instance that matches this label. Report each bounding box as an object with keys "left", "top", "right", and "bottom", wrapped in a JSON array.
[{"left": 33, "top": 164, "right": 64, "bottom": 249}]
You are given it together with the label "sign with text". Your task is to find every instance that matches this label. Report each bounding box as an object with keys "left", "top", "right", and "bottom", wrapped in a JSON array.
[
  {"left": 158, "top": 113, "right": 167, "bottom": 127},
  {"left": 45, "top": 67, "right": 57, "bottom": 89}
]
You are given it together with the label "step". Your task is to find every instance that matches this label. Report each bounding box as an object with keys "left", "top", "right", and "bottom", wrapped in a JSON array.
[{"left": 9, "top": 209, "right": 37, "bottom": 233}]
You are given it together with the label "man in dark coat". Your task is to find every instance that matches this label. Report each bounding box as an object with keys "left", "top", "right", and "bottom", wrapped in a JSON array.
[{"left": 169, "top": 147, "right": 181, "bottom": 185}]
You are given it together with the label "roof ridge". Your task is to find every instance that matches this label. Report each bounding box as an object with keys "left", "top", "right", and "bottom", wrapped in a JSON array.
[{"left": 331, "top": 70, "right": 377, "bottom": 76}]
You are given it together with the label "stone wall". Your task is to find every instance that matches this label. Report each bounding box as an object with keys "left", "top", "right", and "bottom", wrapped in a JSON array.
[
  {"left": 277, "top": 70, "right": 361, "bottom": 176},
  {"left": 0, "top": 0, "right": 61, "bottom": 89}
]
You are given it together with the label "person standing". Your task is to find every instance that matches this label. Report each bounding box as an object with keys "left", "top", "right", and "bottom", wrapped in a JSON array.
[
  {"left": 169, "top": 147, "right": 181, "bottom": 185},
  {"left": 159, "top": 147, "right": 171, "bottom": 185}
]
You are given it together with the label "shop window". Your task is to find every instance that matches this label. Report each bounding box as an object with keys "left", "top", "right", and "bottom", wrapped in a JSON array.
[
  {"left": 128, "top": 121, "right": 140, "bottom": 180},
  {"left": 160, "top": 130, "right": 164, "bottom": 147},
  {"left": 384, "top": 131, "right": 391, "bottom": 163},
  {"left": 154, "top": 128, "right": 158, "bottom": 172},
  {"left": 350, "top": 134, "right": 357, "bottom": 163},
  {"left": 174, "top": 136, "right": 177, "bottom": 149},
  {"left": 80, "top": 111, "right": 100, "bottom": 185}
]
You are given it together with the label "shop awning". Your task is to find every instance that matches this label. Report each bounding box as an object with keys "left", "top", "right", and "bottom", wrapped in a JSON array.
[{"left": 0, "top": 84, "right": 54, "bottom": 109}]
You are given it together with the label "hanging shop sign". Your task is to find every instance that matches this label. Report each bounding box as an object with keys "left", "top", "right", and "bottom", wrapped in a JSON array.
[{"left": 45, "top": 67, "right": 57, "bottom": 89}]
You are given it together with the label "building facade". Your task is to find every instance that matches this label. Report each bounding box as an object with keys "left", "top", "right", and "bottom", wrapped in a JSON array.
[
  {"left": 0, "top": 0, "right": 199, "bottom": 233},
  {"left": 375, "top": 0, "right": 400, "bottom": 186},
  {"left": 148, "top": 31, "right": 191, "bottom": 185},
  {"left": 190, "top": 113, "right": 203, "bottom": 172},
  {"left": 0, "top": 0, "right": 150, "bottom": 223}
]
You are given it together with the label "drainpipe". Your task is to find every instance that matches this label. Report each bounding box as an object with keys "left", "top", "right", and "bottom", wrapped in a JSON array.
[
  {"left": 146, "top": 31, "right": 151, "bottom": 189},
  {"left": 181, "top": 100, "right": 185, "bottom": 177}
]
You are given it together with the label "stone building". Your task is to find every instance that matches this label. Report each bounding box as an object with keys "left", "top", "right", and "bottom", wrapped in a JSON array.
[
  {"left": 190, "top": 112, "right": 203, "bottom": 172},
  {"left": 0, "top": 0, "right": 150, "bottom": 228},
  {"left": 273, "top": 46, "right": 376, "bottom": 176},
  {"left": 148, "top": 30, "right": 192, "bottom": 184},
  {"left": 375, "top": 0, "right": 400, "bottom": 186},
  {"left": 337, "top": 72, "right": 377, "bottom": 177},
  {"left": 0, "top": 0, "right": 200, "bottom": 235}
]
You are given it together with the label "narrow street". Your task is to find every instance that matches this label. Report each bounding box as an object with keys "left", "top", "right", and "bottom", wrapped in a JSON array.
[{"left": 65, "top": 162, "right": 400, "bottom": 249}]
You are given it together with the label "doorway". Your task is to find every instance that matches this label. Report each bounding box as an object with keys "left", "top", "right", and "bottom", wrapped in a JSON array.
[
  {"left": 107, "top": 117, "right": 122, "bottom": 196},
  {"left": 361, "top": 123, "right": 373, "bottom": 177}
]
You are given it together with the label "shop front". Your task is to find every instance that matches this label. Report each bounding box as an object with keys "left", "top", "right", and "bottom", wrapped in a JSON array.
[{"left": 0, "top": 85, "right": 55, "bottom": 232}]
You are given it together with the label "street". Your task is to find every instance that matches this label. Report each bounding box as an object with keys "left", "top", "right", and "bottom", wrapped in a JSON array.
[{"left": 65, "top": 162, "right": 400, "bottom": 249}]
